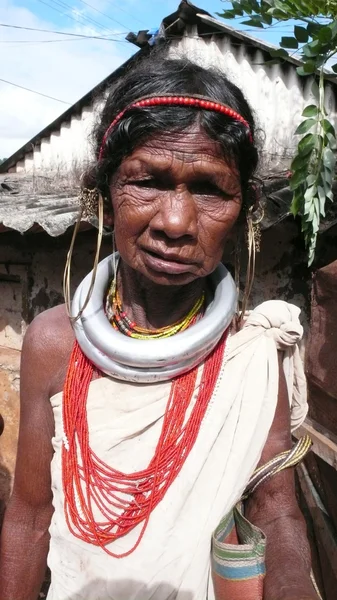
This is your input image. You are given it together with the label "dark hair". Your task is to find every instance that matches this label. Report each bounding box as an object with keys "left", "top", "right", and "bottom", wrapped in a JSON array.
[{"left": 84, "top": 54, "right": 259, "bottom": 209}]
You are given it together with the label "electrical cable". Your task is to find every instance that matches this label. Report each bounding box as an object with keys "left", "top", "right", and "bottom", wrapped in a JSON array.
[
  {"left": 101, "top": 0, "right": 146, "bottom": 27},
  {"left": 77, "top": 0, "right": 129, "bottom": 31},
  {"left": 44, "top": 0, "right": 113, "bottom": 33},
  {"left": 0, "top": 23, "right": 129, "bottom": 37},
  {"left": 35, "top": 0, "right": 111, "bottom": 33},
  {"left": 0, "top": 77, "right": 70, "bottom": 104}
]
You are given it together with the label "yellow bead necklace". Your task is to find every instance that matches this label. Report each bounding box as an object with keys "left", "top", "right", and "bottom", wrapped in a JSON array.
[{"left": 105, "top": 279, "right": 205, "bottom": 340}]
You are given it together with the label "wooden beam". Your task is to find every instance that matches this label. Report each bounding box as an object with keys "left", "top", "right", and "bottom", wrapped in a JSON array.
[
  {"left": 293, "top": 418, "right": 337, "bottom": 471},
  {"left": 297, "top": 463, "right": 337, "bottom": 600}
]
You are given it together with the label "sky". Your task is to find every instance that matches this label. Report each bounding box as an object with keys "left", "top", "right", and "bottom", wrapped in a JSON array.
[{"left": 0, "top": 0, "right": 296, "bottom": 158}]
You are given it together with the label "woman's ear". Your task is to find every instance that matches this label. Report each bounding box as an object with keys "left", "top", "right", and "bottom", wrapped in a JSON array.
[
  {"left": 103, "top": 191, "right": 114, "bottom": 228},
  {"left": 104, "top": 211, "right": 114, "bottom": 228}
]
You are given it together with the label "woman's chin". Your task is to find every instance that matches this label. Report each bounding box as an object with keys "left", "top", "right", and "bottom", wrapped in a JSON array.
[{"left": 141, "top": 266, "right": 198, "bottom": 287}]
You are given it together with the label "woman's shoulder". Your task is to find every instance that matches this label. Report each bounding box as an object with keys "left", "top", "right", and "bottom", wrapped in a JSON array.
[
  {"left": 25, "top": 303, "right": 73, "bottom": 345},
  {"left": 22, "top": 304, "right": 75, "bottom": 397}
]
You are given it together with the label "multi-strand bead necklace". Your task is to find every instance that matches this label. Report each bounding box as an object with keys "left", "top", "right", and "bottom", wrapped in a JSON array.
[
  {"left": 105, "top": 278, "right": 205, "bottom": 339},
  {"left": 62, "top": 278, "right": 228, "bottom": 557}
]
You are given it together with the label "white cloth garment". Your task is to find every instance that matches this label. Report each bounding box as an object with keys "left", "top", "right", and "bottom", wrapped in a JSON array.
[{"left": 47, "top": 300, "right": 308, "bottom": 600}]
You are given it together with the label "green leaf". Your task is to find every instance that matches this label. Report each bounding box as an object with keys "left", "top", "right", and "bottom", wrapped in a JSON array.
[
  {"left": 216, "top": 11, "right": 236, "bottom": 19},
  {"left": 307, "top": 22, "right": 321, "bottom": 37},
  {"left": 295, "top": 26, "right": 309, "bottom": 43},
  {"left": 298, "top": 133, "right": 316, "bottom": 156},
  {"left": 314, "top": 55, "right": 327, "bottom": 69},
  {"left": 318, "top": 26, "right": 333, "bottom": 44},
  {"left": 317, "top": 186, "right": 326, "bottom": 217},
  {"left": 325, "top": 189, "right": 334, "bottom": 201},
  {"left": 274, "top": 0, "right": 292, "bottom": 12},
  {"left": 291, "top": 154, "right": 309, "bottom": 170},
  {"left": 302, "top": 105, "right": 319, "bottom": 117},
  {"left": 231, "top": 1, "right": 242, "bottom": 10},
  {"left": 303, "top": 60, "right": 317, "bottom": 74},
  {"left": 267, "top": 7, "right": 288, "bottom": 18},
  {"left": 308, "top": 202, "right": 315, "bottom": 221},
  {"left": 241, "top": 18, "right": 265, "bottom": 28},
  {"left": 297, "top": 61, "right": 317, "bottom": 76},
  {"left": 269, "top": 48, "right": 289, "bottom": 59},
  {"left": 323, "top": 147, "right": 336, "bottom": 171},
  {"left": 330, "top": 20, "right": 337, "bottom": 39},
  {"left": 297, "top": 67, "right": 307, "bottom": 76},
  {"left": 306, "top": 174, "right": 317, "bottom": 186},
  {"left": 273, "top": 0, "right": 288, "bottom": 11},
  {"left": 261, "top": 13, "right": 273, "bottom": 25},
  {"left": 312, "top": 201, "right": 320, "bottom": 234},
  {"left": 308, "top": 39, "right": 323, "bottom": 53},
  {"left": 290, "top": 189, "right": 304, "bottom": 216},
  {"left": 308, "top": 249, "right": 315, "bottom": 267},
  {"left": 303, "top": 44, "right": 319, "bottom": 59},
  {"left": 326, "top": 132, "right": 337, "bottom": 151},
  {"left": 304, "top": 185, "right": 317, "bottom": 204},
  {"left": 295, "top": 118, "right": 316, "bottom": 135},
  {"left": 324, "top": 167, "right": 333, "bottom": 185},
  {"left": 239, "top": 1, "right": 253, "bottom": 14},
  {"left": 280, "top": 36, "right": 299, "bottom": 49},
  {"left": 311, "top": 80, "right": 320, "bottom": 101},
  {"left": 322, "top": 119, "right": 336, "bottom": 135},
  {"left": 289, "top": 169, "right": 308, "bottom": 190}
]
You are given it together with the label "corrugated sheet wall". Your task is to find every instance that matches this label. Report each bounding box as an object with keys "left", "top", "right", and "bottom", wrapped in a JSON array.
[
  {"left": 10, "top": 26, "right": 337, "bottom": 174},
  {"left": 170, "top": 26, "right": 337, "bottom": 171}
]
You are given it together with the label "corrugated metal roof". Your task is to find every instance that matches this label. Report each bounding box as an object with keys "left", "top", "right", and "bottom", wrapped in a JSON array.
[
  {"left": 0, "top": 48, "right": 146, "bottom": 175},
  {"left": 1, "top": 0, "right": 336, "bottom": 236},
  {"left": 0, "top": 174, "right": 80, "bottom": 236},
  {"left": 3, "top": 0, "right": 334, "bottom": 176},
  {"left": 1, "top": 172, "right": 336, "bottom": 236}
]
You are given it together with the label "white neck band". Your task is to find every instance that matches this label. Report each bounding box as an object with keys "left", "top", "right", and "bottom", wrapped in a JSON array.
[{"left": 71, "top": 254, "right": 237, "bottom": 383}]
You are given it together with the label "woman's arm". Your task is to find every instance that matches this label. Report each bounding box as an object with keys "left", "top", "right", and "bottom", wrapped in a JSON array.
[
  {"left": 0, "top": 316, "right": 56, "bottom": 600},
  {"left": 245, "top": 352, "right": 318, "bottom": 600}
]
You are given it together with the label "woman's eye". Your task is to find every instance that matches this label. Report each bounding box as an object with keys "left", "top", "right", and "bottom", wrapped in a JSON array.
[
  {"left": 190, "top": 183, "right": 226, "bottom": 197},
  {"left": 128, "top": 178, "right": 166, "bottom": 190}
]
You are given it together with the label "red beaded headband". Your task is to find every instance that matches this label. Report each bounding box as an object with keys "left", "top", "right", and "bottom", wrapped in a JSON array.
[{"left": 98, "top": 94, "right": 253, "bottom": 160}]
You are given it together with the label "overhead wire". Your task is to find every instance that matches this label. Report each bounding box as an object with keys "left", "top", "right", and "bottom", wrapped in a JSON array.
[
  {"left": 0, "top": 23, "right": 129, "bottom": 37},
  {"left": 42, "top": 0, "right": 114, "bottom": 33},
  {"left": 34, "top": 0, "right": 111, "bottom": 34},
  {"left": 77, "top": 0, "right": 129, "bottom": 31},
  {"left": 0, "top": 21, "right": 296, "bottom": 40},
  {"left": 0, "top": 15, "right": 298, "bottom": 55},
  {"left": 101, "top": 0, "right": 146, "bottom": 27},
  {"left": 0, "top": 77, "right": 71, "bottom": 104},
  {"left": 0, "top": 37, "right": 129, "bottom": 46}
]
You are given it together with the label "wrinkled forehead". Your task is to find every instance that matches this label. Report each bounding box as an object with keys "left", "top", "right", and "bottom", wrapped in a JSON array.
[{"left": 115, "top": 126, "right": 240, "bottom": 183}]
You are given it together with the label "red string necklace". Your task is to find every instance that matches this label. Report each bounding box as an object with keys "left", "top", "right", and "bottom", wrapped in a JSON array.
[{"left": 62, "top": 331, "right": 228, "bottom": 557}]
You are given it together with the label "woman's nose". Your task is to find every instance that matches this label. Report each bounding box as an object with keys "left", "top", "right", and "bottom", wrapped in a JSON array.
[{"left": 150, "top": 189, "right": 198, "bottom": 240}]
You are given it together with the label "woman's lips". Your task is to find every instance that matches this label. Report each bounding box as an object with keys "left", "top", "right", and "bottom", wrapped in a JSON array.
[{"left": 142, "top": 249, "right": 196, "bottom": 275}]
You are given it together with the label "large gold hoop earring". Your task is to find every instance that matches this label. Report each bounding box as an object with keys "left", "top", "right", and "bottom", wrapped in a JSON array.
[
  {"left": 111, "top": 229, "right": 118, "bottom": 294},
  {"left": 234, "top": 230, "right": 242, "bottom": 320},
  {"left": 239, "top": 204, "right": 264, "bottom": 325},
  {"left": 63, "top": 188, "right": 104, "bottom": 323}
]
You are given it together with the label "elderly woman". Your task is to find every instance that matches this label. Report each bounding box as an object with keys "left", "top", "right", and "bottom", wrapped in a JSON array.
[{"left": 0, "top": 56, "right": 318, "bottom": 600}]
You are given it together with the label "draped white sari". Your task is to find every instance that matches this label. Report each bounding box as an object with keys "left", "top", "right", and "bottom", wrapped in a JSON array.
[{"left": 47, "top": 300, "right": 307, "bottom": 600}]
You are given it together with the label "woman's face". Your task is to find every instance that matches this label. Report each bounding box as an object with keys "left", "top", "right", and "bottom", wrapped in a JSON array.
[{"left": 109, "top": 125, "right": 242, "bottom": 286}]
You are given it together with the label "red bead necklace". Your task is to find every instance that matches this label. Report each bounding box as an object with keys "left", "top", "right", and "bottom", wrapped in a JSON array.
[{"left": 62, "top": 331, "right": 228, "bottom": 557}]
